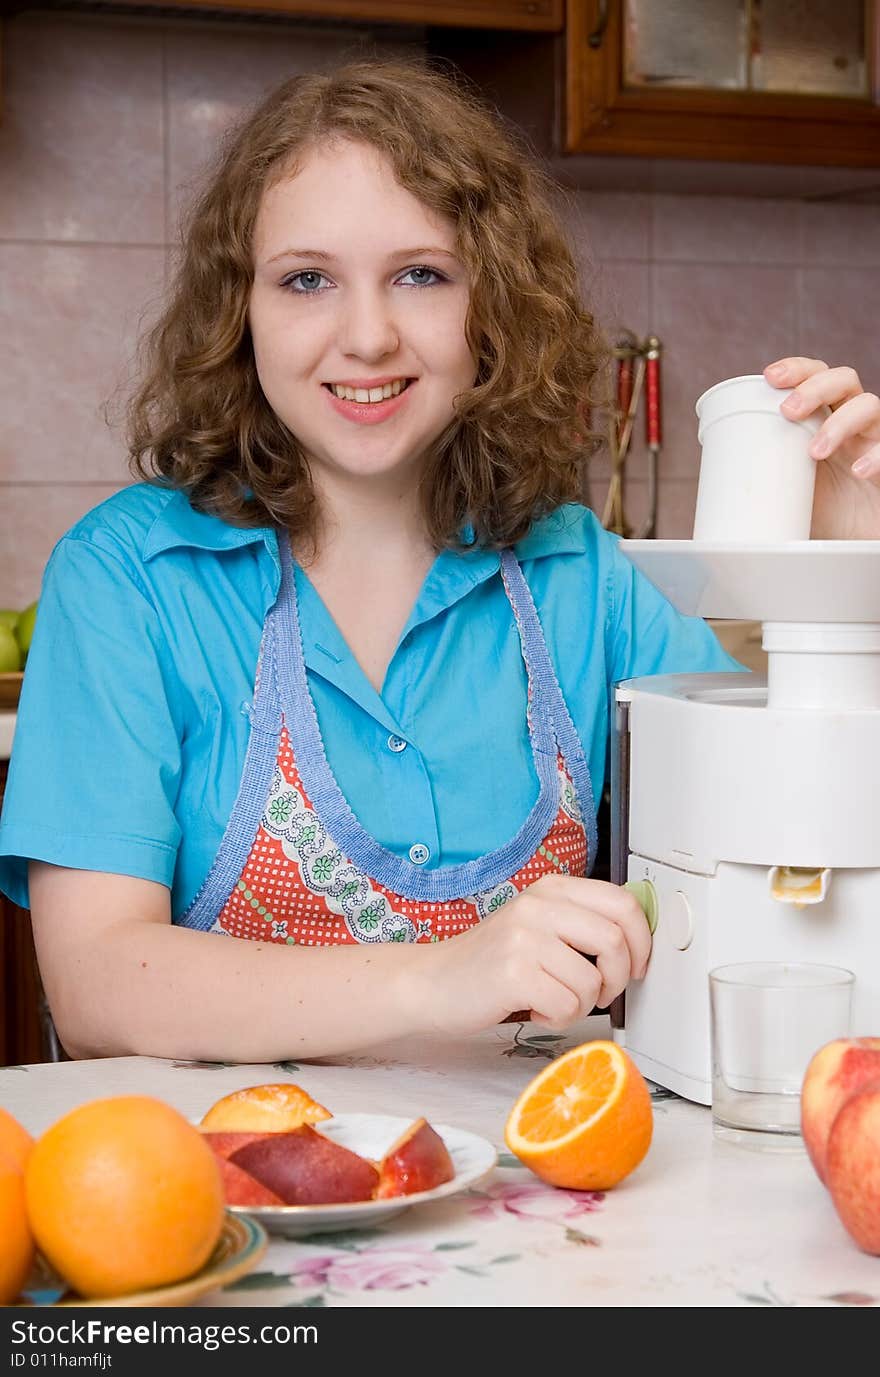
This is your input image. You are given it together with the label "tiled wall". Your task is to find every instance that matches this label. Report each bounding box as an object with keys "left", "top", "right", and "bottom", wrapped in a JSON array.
[{"left": 2, "top": 11, "right": 879, "bottom": 606}]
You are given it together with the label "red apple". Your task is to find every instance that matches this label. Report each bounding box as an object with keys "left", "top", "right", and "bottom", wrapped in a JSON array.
[
  {"left": 800, "top": 1038, "right": 880, "bottom": 1185},
  {"left": 375, "top": 1118, "right": 455, "bottom": 1200},
  {"left": 826, "top": 1081, "right": 880, "bottom": 1254},
  {"left": 216, "top": 1156, "right": 286, "bottom": 1207},
  {"left": 230, "top": 1125, "right": 379, "bottom": 1205}
]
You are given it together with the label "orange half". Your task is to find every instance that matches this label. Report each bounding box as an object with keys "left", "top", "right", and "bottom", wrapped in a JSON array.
[{"left": 504, "top": 1040, "right": 653, "bottom": 1191}]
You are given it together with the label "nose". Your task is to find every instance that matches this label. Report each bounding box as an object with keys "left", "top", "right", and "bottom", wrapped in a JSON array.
[{"left": 337, "top": 284, "right": 400, "bottom": 361}]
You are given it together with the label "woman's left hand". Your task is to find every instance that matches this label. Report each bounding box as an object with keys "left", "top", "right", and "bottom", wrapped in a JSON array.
[{"left": 764, "top": 357, "right": 880, "bottom": 539}]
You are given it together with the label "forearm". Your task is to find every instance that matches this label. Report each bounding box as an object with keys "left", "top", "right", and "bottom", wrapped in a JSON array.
[{"left": 53, "top": 923, "right": 434, "bottom": 1062}]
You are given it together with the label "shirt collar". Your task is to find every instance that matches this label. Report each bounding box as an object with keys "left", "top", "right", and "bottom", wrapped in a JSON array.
[
  {"left": 142, "top": 487, "right": 281, "bottom": 567},
  {"left": 141, "top": 488, "right": 586, "bottom": 620},
  {"left": 513, "top": 504, "right": 589, "bottom": 561},
  {"left": 143, "top": 489, "right": 586, "bottom": 561},
  {"left": 394, "top": 505, "right": 589, "bottom": 644}
]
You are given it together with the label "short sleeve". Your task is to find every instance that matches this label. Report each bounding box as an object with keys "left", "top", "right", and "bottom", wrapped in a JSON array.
[
  {"left": 0, "top": 536, "right": 183, "bottom": 908},
  {"left": 606, "top": 536, "right": 742, "bottom": 685}
]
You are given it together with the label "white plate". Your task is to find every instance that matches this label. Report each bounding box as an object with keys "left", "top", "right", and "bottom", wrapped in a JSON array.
[{"left": 227, "top": 1112, "right": 497, "bottom": 1237}]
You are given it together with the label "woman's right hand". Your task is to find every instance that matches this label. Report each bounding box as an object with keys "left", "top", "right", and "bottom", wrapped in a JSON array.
[{"left": 415, "top": 874, "right": 652, "bottom": 1037}]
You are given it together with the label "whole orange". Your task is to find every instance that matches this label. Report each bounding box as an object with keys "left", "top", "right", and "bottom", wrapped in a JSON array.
[
  {"left": 25, "top": 1095, "right": 224, "bottom": 1299},
  {"left": 0, "top": 1154, "right": 35, "bottom": 1304},
  {"left": 0, "top": 1106, "right": 34, "bottom": 1171}
]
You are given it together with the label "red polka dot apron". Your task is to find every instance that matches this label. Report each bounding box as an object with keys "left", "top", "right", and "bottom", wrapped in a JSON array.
[{"left": 179, "top": 540, "right": 597, "bottom": 945}]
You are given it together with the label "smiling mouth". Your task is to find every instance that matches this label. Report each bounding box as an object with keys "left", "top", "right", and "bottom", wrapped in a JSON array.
[{"left": 323, "top": 379, "right": 415, "bottom": 404}]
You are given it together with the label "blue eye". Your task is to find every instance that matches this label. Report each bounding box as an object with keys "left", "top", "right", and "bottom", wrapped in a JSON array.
[
  {"left": 278, "top": 265, "right": 446, "bottom": 295},
  {"left": 281, "top": 270, "right": 330, "bottom": 294},
  {"left": 398, "top": 266, "right": 445, "bottom": 287}
]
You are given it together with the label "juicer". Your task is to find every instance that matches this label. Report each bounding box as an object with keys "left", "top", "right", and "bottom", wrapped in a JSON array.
[{"left": 609, "top": 539, "right": 880, "bottom": 1104}]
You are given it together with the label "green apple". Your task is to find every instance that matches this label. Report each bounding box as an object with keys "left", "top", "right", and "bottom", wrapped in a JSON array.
[
  {"left": 0, "top": 610, "right": 18, "bottom": 633},
  {"left": 0, "top": 624, "right": 21, "bottom": 672},
  {"left": 14, "top": 600, "right": 38, "bottom": 661}
]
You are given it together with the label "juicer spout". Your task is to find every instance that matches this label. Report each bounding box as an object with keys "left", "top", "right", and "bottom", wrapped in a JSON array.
[{"left": 768, "top": 865, "right": 832, "bottom": 906}]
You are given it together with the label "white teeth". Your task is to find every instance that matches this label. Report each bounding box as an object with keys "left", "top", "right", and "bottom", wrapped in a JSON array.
[{"left": 330, "top": 379, "right": 408, "bottom": 403}]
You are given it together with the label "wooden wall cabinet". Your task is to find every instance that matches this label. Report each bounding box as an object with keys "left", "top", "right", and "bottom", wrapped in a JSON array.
[
  {"left": 566, "top": 0, "right": 880, "bottom": 166},
  {"left": 103, "top": 0, "right": 563, "bottom": 30}
]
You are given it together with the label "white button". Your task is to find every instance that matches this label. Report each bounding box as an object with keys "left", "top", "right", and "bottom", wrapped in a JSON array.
[
  {"left": 666, "top": 891, "right": 694, "bottom": 951},
  {"left": 409, "top": 843, "right": 430, "bottom": 865},
  {"left": 387, "top": 734, "right": 407, "bottom": 753}
]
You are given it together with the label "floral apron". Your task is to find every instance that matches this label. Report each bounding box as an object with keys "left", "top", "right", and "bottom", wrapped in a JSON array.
[{"left": 178, "top": 537, "right": 597, "bottom": 944}]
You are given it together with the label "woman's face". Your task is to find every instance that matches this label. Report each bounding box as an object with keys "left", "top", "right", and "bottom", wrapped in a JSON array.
[{"left": 249, "top": 139, "right": 476, "bottom": 492}]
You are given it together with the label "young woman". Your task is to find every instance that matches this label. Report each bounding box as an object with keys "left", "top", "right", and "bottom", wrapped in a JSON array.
[{"left": 2, "top": 60, "right": 878, "bottom": 1062}]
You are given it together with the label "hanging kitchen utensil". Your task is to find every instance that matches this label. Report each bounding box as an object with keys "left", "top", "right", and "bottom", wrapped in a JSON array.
[
  {"left": 600, "top": 331, "right": 663, "bottom": 539},
  {"left": 637, "top": 335, "right": 663, "bottom": 539},
  {"left": 602, "top": 333, "right": 644, "bottom": 537}
]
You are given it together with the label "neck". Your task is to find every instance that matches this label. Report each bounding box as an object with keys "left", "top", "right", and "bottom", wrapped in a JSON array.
[{"left": 297, "top": 467, "right": 434, "bottom": 569}]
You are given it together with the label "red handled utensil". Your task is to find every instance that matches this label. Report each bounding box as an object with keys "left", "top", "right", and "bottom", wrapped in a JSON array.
[{"left": 638, "top": 336, "right": 662, "bottom": 538}]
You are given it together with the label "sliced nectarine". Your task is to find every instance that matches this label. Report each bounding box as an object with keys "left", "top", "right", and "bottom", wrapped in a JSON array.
[
  {"left": 202, "top": 1130, "right": 267, "bottom": 1160},
  {"left": 216, "top": 1157, "right": 286, "bottom": 1208},
  {"left": 375, "top": 1118, "right": 455, "bottom": 1199},
  {"left": 199, "top": 1083, "right": 332, "bottom": 1134},
  {"left": 230, "top": 1125, "right": 380, "bottom": 1205}
]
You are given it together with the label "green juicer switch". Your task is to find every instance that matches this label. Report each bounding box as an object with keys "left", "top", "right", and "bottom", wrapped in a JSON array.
[{"left": 623, "top": 880, "right": 658, "bottom": 935}]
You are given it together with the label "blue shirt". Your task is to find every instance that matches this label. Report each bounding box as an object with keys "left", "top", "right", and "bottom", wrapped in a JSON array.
[{"left": 0, "top": 484, "right": 738, "bottom": 917}]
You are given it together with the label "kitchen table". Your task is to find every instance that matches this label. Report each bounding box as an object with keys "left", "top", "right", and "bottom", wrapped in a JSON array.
[{"left": 1, "top": 1017, "right": 875, "bottom": 1309}]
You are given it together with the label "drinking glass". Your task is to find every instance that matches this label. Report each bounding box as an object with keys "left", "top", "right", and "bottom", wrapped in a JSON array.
[{"left": 709, "top": 961, "right": 854, "bottom": 1151}]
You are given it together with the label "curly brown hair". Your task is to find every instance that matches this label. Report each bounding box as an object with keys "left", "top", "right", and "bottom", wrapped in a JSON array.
[{"left": 127, "top": 56, "right": 607, "bottom": 551}]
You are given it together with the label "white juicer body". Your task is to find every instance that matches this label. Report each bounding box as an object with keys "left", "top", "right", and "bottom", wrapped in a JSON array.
[{"left": 612, "top": 673, "right": 880, "bottom": 1103}]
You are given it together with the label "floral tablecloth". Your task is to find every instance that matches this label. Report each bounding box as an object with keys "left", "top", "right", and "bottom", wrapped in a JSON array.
[{"left": 1, "top": 1016, "right": 876, "bottom": 1308}]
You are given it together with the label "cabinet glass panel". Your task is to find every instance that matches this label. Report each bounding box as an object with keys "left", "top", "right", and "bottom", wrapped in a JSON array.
[
  {"left": 623, "top": 1, "right": 868, "bottom": 99},
  {"left": 753, "top": 0, "right": 867, "bottom": 98},
  {"left": 624, "top": 0, "right": 748, "bottom": 89}
]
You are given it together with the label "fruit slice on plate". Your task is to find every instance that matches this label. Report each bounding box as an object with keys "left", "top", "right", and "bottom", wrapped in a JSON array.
[
  {"left": 199, "top": 1083, "right": 332, "bottom": 1134},
  {"left": 202, "top": 1132, "right": 287, "bottom": 1205},
  {"left": 504, "top": 1039, "right": 653, "bottom": 1191},
  {"left": 202, "top": 1131, "right": 267, "bottom": 1161},
  {"left": 229, "top": 1124, "right": 380, "bottom": 1205},
  {"left": 375, "top": 1118, "right": 455, "bottom": 1199},
  {"left": 215, "top": 1157, "right": 286, "bottom": 1208}
]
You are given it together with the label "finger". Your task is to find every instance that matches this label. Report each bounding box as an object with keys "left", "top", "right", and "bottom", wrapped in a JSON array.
[
  {"left": 764, "top": 357, "right": 828, "bottom": 389},
  {"left": 807, "top": 391, "right": 880, "bottom": 461},
  {"left": 538, "top": 940, "right": 605, "bottom": 1019},
  {"left": 543, "top": 905, "right": 634, "bottom": 1005},
  {"left": 525, "top": 969, "right": 587, "bottom": 1032},
  {"left": 780, "top": 365, "right": 864, "bottom": 423},
  {"left": 562, "top": 878, "right": 653, "bottom": 978},
  {"left": 591, "top": 921, "right": 633, "bottom": 1007},
  {"left": 851, "top": 442, "right": 880, "bottom": 482}
]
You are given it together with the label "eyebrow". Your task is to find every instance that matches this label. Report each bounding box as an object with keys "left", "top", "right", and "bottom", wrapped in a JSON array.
[{"left": 266, "top": 246, "right": 460, "bottom": 264}]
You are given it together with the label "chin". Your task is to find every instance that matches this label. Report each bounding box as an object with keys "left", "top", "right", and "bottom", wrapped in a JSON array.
[{"left": 322, "top": 444, "right": 432, "bottom": 485}]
